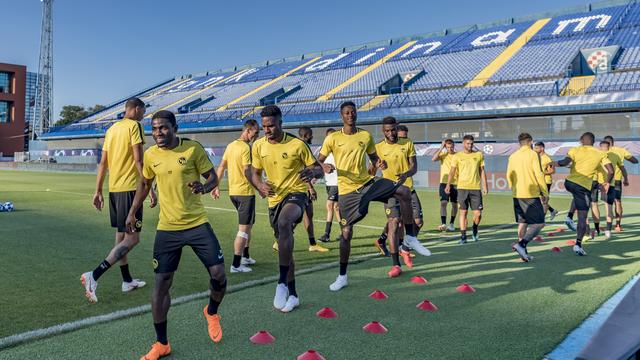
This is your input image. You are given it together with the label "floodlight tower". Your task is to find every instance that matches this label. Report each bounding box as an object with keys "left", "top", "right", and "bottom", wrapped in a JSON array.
[{"left": 33, "top": 0, "right": 53, "bottom": 140}]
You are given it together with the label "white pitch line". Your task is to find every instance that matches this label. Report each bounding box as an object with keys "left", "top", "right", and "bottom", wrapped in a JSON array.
[{"left": 0, "top": 197, "right": 569, "bottom": 349}]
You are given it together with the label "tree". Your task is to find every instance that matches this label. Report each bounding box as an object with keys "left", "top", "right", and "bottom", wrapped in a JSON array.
[
  {"left": 88, "top": 104, "right": 106, "bottom": 114},
  {"left": 56, "top": 104, "right": 104, "bottom": 126}
]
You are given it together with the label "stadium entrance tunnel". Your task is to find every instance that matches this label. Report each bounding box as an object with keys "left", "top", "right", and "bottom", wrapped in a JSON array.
[
  {"left": 178, "top": 95, "right": 216, "bottom": 113},
  {"left": 260, "top": 85, "right": 301, "bottom": 106},
  {"left": 379, "top": 69, "right": 425, "bottom": 95}
]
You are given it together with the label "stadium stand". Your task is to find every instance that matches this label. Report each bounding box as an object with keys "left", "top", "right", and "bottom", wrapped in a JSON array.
[{"left": 41, "top": 0, "right": 640, "bottom": 139}]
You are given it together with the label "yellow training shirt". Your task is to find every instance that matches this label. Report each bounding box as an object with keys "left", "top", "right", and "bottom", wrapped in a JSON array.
[
  {"left": 143, "top": 138, "right": 214, "bottom": 231},
  {"left": 252, "top": 133, "right": 316, "bottom": 208},
  {"left": 566, "top": 145, "right": 611, "bottom": 190},
  {"left": 102, "top": 118, "right": 144, "bottom": 192},
  {"left": 222, "top": 139, "right": 255, "bottom": 196},
  {"left": 319, "top": 128, "right": 376, "bottom": 195},
  {"left": 452, "top": 151, "right": 485, "bottom": 190},
  {"left": 375, "top": 138, "right": 416, "bottom": 190},
  {"left": 609, "top": 146, "right": 633, "bottom": 181},
  {"left": 437, "top": 151, "right": 458, "bottom": 185},
  {"left": 507, "top": 146, "right": 548, "bottom": 198},
  {"left": 539, "top": 153, "right": 554, "bottom": 185},
  {"left": 596, "top": 151, "right": 621, "bottom": 185}
]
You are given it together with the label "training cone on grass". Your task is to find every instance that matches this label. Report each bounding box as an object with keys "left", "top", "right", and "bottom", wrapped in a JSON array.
[
  {"left": 316, "top": 307, "right": 338, "bottom": 319},
  {"left": 410, "top": 276, "right": 428, "bottom": 284},
  {"left": 566, "top": 240, "right": 576, "bottom": 246},
  {"left": 369, "top": 290, "right": 389, "bottom": 300},
  {"left": 363, "top": 321, "right": 388, "bottom": 334},
  {"left": 456, "top": 283, "right": 476, "bottom": 293},
  {"left": 546, "top": 232, "right": 556, "bottom": 237},
  {"left": 551, "top": 247, "right": 562, "bottom": 252},
  {"left": 297, "top": 350, "right": 326, "bottom": 360},
  {"left": 250, "top": 330, "right": 275, "bottom": 345},
  {"left": 534, "top": 236, "right": 544, "bottom": 243},
  {"left": 416, "top": 300, "right": 438, "bottom": 312},
  {"left": 556, "top": 228, "right": 566, "bottom": 233}
]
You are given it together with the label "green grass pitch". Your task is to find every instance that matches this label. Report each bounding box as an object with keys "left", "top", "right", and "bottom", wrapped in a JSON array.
[{"left": 0, "top": 170, "right": 639, "bottom": 359}]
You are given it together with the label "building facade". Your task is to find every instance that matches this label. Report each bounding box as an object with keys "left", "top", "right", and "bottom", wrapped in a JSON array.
[{"left": 0, "top": 62, "right": 28, "bottom": 156}]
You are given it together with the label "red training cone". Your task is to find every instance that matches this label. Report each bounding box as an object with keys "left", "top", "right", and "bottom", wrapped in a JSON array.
[
  {"left": 316, "top": 307, "right": 337, "bottom": 319},
  {"left": 363, "top": 321, "right": 388, "bottom": 334},
  {"left": 534, "top": 236, "right": 544, "bottom": 243},
  {"left": 416, "top": 300, "right": 438, "bottom": 312},
  {"left": 297, "top": 350, "right": 326, "bottom": 360},
  {"left": 551, "top": 247, "right": 562, "bottom": 252},
  {"left": 556, "top": 228, "right": 566, "bottom": 233},
  {"left": 566, "top": 240, "right": 576, "bottom": 246},
  {"left": 546, "top": 232, "right": 556, "bottom": 237},
  {"left": 410, "top": 276, "right": 428, "bottom": 284},
  {"left": 456, "top": 283, "right": 476, "bottom": 293},
  {"left": 250, "top": 330, "right": 275, "bottom": 344},
  {"left": 369, "top": 290, "right": 389, "bottom": 300}
]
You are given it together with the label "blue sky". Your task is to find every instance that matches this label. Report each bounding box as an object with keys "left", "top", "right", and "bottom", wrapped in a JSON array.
[{"left": 1, "top": 0, "right": 591, "bottom": 119}]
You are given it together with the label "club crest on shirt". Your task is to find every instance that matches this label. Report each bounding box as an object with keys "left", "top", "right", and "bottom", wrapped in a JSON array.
[
  {"left": 281, "top": 152, "right": 288, "bottom": 159},
  {"left": 358, "top": 141, "right": 365, "bottom": 148},
  {"left": 178, "top": 157, "right": 187, "bottom": 165}
]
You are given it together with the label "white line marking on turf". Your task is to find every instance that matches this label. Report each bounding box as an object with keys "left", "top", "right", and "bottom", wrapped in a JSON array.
[{"left": 0, "top": 198, "right": 570, "bottom": 349}]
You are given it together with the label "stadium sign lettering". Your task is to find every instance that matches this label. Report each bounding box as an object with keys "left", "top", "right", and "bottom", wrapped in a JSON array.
[
  {"left": 552, "top": 14, "right": 611, "bottom": 35},
  {"left": 471, "top": 29, "right": 516, "bottom": 47},
  {"left": 400, "top": 42, "right": 442, "bottom": 58},
  {"left": 305, "top": 53, "right": 350, "bottom": 72}
]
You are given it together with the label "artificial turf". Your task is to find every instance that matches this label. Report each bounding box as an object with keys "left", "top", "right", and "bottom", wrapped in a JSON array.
[{"left": 0, "top": 170, "right": 639, "bottom": 359}]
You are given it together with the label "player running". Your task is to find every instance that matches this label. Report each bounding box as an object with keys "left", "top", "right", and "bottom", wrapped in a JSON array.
[
  {"left": 319, "top": 128, "right": 341, "bottom": 243},
  {"left": 445, "top": 135, "right": 488, "bottom": 244},
  {"left": 82, "top": 97, "right": 152, "bottom": 303},
  {"left": 317, "top": 102, "right": 431, "bottom": 292},
  {"left": 598, "top": 140, "right": 627, "bottom": 239},
  {"left": 211, "top": 119, "right": 259, "bottom": 273},
  {"left": 432, "top": 139, "right": 458, "bottom": 232},
  {"left": 129, "top": 110, "right": 227, "bottom": 360},
  {"left": 371, "top": 116, "right": 420, "bottom": 277},
  {"left": 251, "top": 106, "right": 324, "bottom": 312},
  {"left": 533, "top": 142, "right": 559, "bottom": 220},
  {"left": 554, "top": 132, "right": 613, "bottom": 256},
  {"left": 508, "top": 133, "right": 549, "bottom": 262},
  {"left": 298, "top": 126, "right": 329, "bottom": 253},
  {"left": 603, "top": 135, "right": 638, "bottom": 232}
]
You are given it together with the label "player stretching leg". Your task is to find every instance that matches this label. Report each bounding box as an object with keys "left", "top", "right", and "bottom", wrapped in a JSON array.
[
  {"left": 555, "top": 132, "right": 613, "bottom": 256},
  {"left": 317, "top": 102, "right": 431, "bottom": 292},
  {"left": 131, "top": 111, "right": 226, "bottom": 359},
  {"left": 251, "top": 106, "right": 324, "bottom": 312}
]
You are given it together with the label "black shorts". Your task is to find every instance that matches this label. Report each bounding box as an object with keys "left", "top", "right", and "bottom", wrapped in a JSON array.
[
  {"left": 153, "top": 223, "right": 223, "bottom": 273},
  {"left": 604, "top": 186, "right": 616, "bottom": 205},
  {"left": 339, "top": 178, "right": 399, "bottom": 226},
  {"left": 590, "top": 181, "right": 600, "bottom": 203},
  {"left": 384, "top": 190, "right": 423, "bottom": 221},
  {"left": 268, "top": 192, "right": 308, "bottom": 239},
  {"left": 614, "top": 180, "right": 622, "bottom": 200},
  {"left": 109, "top": 191, "right": 142, "bottom": 233},
  {"left": 230, "top": 195, "right": 255, "bottom": 225},
  {"left": 458, "top": 189, "right": 483, "bottom": 211},
  {"left": 513, "top": 198, "right": 545, "bottom": 224},
  {"left": 439, "top": 183, "right": 458, "bottom": 203},
  {"left": 326, "top": 186, "right": 339, "bottom": 202},
  {"left": 565, "top": 180, "right": 592, "bottom": 211}
]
